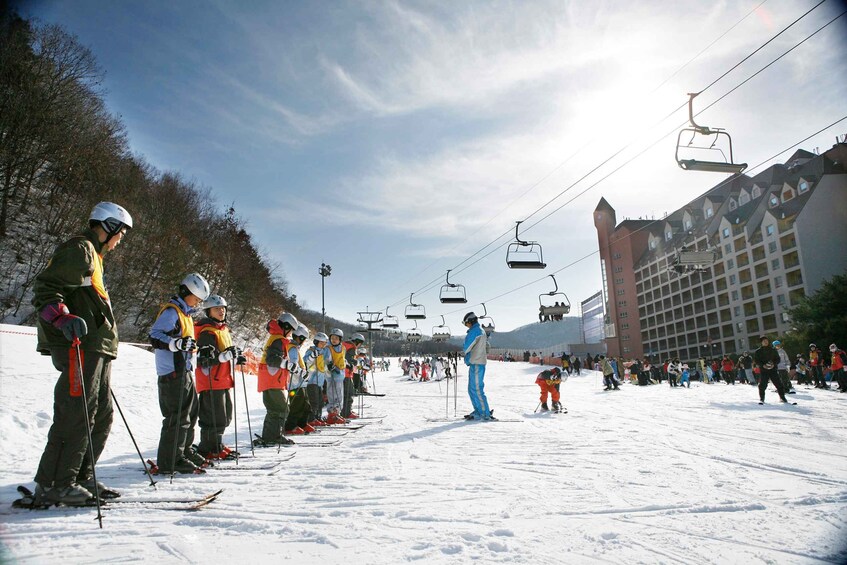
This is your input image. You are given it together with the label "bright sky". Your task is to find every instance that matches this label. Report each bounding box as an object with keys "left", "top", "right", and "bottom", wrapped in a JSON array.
[{"left": 20, "top": 0, "right": 847, "bottom": 332}]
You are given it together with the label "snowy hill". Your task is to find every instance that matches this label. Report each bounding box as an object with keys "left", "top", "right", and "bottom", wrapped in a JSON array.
[
  {"left": 1, "top": 323, "right": 846, "bottom": 564},
  {"left": 449, "top": 317, "right": 583, "bottom": 350}
]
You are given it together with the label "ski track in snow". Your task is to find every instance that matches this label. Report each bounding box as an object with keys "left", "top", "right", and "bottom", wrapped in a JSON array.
[{"left": 2, "top": 325, "right": 847, "bottom": 564}]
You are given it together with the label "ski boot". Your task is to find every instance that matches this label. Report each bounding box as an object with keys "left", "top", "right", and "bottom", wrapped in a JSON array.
[
  {"left": 540, "top": 403, "right": 549, "bottom": 411},
  {"left": 79, "top": 477, "right": 121, "bottom": 499}
]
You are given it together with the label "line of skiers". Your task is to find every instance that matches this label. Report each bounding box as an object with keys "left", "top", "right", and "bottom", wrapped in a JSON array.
[{"left": 26, "top": 202, "right": 380, "bottom": 506}]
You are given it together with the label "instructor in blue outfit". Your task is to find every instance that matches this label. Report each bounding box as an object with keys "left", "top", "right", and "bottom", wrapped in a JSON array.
[{"left": 462, "top": 312, "right": 494, "bottom": 420}]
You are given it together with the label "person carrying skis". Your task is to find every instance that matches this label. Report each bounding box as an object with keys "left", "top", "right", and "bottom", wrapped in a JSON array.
[
  {"left": 254, "top": 312, "right": 299, "bottom": 445},
  {"left": 150, "top": 273, "right": 211, "bottom": 474},
  {"left": 536, "top": 367, "right": 564, "bottom": 412},
  {"left": 195, "top": 294, "right": 243, "bottom": 460},
  {"left": 462, "top": 311, "right": 493, "bottom": 420},
  {"left": 325, "top": 328, "right": 348, "bottom": 424},
  {"left": 284, "top": 324, "right": 314, "bottom": 435},
  {"left": 753, "top": 335, "right": 789, "bottom": 404},
  {"left": 31, "top": 202, "right": 133, "bottom": 505},
  {"left": 303, "top": 332, "right": 330, "bottom": 427}
]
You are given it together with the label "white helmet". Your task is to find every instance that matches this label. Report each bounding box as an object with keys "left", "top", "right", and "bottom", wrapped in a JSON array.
[
  {"left": 203, "top": 294, "right": 228, "bottom": 309},
  {"left": 330, "top": 328, "right": 344, "bottom": 338},
  {"left": 313, "top": 332, "right": 329, "bottom": 345},
  {"left": 356, "top": 346, "right": 368, "bottom": 354},
  {"left": 180, "top": 273, "right": 210, "bottom": 300},
  {"left": 90, "top": 202, "right": 133, "bottom": 235},
  {"left": 351, "top": 333, "right": 365, "bottom": 343},
  {"left": 831, "top": 344, "right": 838, "bottom": 352},
  {"left": 293, "top": 324, "right": 309, "bottom": 340},
  {"left": 278, "top": 312, "right": 300, "bottom": 332}
]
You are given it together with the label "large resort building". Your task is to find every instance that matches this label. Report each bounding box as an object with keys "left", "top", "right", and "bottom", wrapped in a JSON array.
[{"left": 593, "top": 142, "right": 847, "bottom": 362}]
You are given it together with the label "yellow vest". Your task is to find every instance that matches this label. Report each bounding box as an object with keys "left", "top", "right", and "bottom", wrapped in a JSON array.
[
  {"left": 329, "top": 345, "right": 345, "bottom": 369},
  {"left": 157, "top": 303, "right": 194, "bottom": 338}
]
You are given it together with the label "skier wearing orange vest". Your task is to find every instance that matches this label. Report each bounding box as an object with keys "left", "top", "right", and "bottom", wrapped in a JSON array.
[{"left": 254, "top": 312, "right": 299, "bottom": 446}]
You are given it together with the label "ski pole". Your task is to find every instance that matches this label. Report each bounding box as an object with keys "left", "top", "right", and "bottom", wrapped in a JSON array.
[
  {"left": 231, "top": 359, "right": 238, "bottom": 465},
  {"left": 239, "top": 365, "right": 255, "bottom": 457},
  {"left": 110, "top": 387, "right": 156, "bottom": 488},
  {"left": 170, "top": 368, "right": 188, "bottom": 485},
  {"left": 534, "top": 402, "right": 541, "bottom": 413},
  {"left": 71, "top": 337, "right": 103, "bottom": 528}
]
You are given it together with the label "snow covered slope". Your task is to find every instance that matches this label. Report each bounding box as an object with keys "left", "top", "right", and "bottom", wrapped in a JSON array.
[{"left": 1, "top": 324, "right": 846, "bottom": 564}]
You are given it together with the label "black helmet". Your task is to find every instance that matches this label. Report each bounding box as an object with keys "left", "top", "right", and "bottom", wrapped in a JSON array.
[{"left": 462, "top": 312, "right": 478, "bottom": 324}]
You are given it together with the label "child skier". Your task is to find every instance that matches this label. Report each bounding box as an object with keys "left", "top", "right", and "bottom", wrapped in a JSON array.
[
  {"left": 680, "top": 364, "right": 691, "bottom": 388},
  {"left": 254, "top": 312, "right": 300, "bottom": 445},
  {"left": 342, "top": 333, "right": 365, "bottom": 419},
  {"left": 195, "top": 294, "right": 243, "bottom": 460},
  {"left": 325, "top": 328, "right": 348, "bottom": 424},
  {"left": 536, "top": 367, "right": 564, "bottom": 412},
  {"left": 284, "top": 325, "right": 313, "bottom": 435},
  {"left": 149, "top": 273, "right": 211, "bottom": 474},
  {"left": 303, "top": 332, "right": 330, "bottom": 426}
]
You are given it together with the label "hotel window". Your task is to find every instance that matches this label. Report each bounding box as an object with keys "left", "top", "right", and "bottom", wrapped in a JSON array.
[
  {"left": 768, "top": 241, "right": 777, "bottom": 253},
  {"left": 666, "top": 231, "right": 673, "bottom": 241},
  {"left": 727, "top": 259, "right": 735, "bottom": 269},
  {"left": 649, "top": 239, "right": 657, "bottom": 250},
  {"left": 619, "top": 312, "right": 629, "bottom": 319},
  {"left": 798, "top": 181, "right": 809, "bottom": 193},
  {"left": 766, "top": 224, "right": 775, "bottom": 236},
  {"left": 769, "top": 195, "right": 779, "bottom": 207},
  {"left": 722, "top": 227, "right": 730, "bottom": 238},
  {"left": 771, "top": 258, "right": 779, "bottom": 270}
]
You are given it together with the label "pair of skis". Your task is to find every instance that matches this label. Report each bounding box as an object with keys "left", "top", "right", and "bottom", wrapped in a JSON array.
[{"left": 12, "top": 485, "right": 222, "bottom": 512}]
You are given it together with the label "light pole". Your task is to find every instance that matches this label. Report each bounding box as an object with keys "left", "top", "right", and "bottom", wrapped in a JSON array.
[{"left": 319, "top": 262, "right": 332, "bottom": 332}]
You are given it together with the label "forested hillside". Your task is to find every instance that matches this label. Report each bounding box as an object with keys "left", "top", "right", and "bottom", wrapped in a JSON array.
[{"left": 0, "top": 13, "right": 323, "bottom": 341}]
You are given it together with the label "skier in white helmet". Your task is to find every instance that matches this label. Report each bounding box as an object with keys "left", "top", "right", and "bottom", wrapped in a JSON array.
[{"left": 30, "top": 202, "right": 133, "bottom": 506}]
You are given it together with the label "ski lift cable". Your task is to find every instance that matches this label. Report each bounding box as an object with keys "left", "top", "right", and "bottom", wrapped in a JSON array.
[
  {"left": 372, "top": 1, "right": 788, "bottom": 306},
  {"left": 436, "top": 10, "right": 844, "bottom": 294},
  {"left": 437, "top": 114, "right": 847, "bottom": 319},
  {"left": 382, "top": 4, "right": 837, "bottom": 312}
]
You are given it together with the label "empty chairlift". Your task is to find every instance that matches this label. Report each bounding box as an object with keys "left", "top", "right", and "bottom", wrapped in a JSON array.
[
  {"left": 382, "top": 307, "right": 399, "bottom": 329},
  {"left": 675, "top": 92, "right": 747, "bottom": 174},
  {"left": 405, "top": 293, "right": 426, "bottom": 320},
  {"left": 432, "top": 316, "right": 451, "bottom": 342},
  {"left": 439, "top": 270, "right": 467, "bottom": 304},
  {"left": 538, "top": 275, "right": 570, "bottom": 322},
  {"left": 506, "top": 221, "right": 546, "bottom": 269}
]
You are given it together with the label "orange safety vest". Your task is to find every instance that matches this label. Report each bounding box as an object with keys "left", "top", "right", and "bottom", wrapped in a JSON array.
[
  {"left": 194, "top": 322, "right": 234, "bottom": 392},
  {"left": 257, "top": 320, "right": 291, "bottom": 392},
  {"left": 343, "top": 341, "right": 355, "bottom": 379}
]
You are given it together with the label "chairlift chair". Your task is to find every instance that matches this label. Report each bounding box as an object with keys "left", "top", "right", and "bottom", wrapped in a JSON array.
[
  {"left": 478, "top": 303, "right": 496, "bottom": 337},
  {"left": 404, "top": 293, "right": 426, "bottom": 320},
  {"left": 407, "top": 321, "right": 422, "bottom": 343},
  {"left": 439, "top": 270, "right": 468, "bottom": 304},
  {"left": 670, "top": 234, "right": 718, "bottom": 275},
  {"left": 357, "top": 309, "right": 383, "bottom": 325},
  {"left": 538, "top": 275, "right": 571, "bottom": 322},
  {"left": 432, "top": 315, "right": 451, "bottom": 342},
  {"left": 506, "top": 221, "right": 547, "bottom": 269},
  {"left": 675, "top": 93, "right": 747, "bottom": 174},
  {"left": 381, "top": 307, "right": 399, "bottom": 329}
]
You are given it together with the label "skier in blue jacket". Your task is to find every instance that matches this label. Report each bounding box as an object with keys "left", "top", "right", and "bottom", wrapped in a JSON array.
[{"left": 462, "top": 312, "right": 494, "bottom": 420}]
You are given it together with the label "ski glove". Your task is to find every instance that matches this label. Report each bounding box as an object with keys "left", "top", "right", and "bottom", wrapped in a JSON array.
[
  {"left": 169, "top": 336, "right": 197, "bottom": 352},
  {"left": 218, "top": 347, "right": 235, "bottom": 363},
  {"left": 41, "top": 303, "right": 87, "bottom": 341}
]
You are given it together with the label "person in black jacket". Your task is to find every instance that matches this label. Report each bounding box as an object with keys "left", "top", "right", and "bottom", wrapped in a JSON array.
[{"left": 753, "top": 336, "right": 788, "bottom": 404}]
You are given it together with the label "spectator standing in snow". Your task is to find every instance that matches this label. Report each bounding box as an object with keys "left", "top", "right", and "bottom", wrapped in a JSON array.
[
  {"left": 31, "top": 202, "right": 133, "bottom": 505},
  {"left": 773, "top": 340, "right": 795, "bottom": 394},
  {"left": 463, "top": 311, "right": 493, "bottom": 420},
  {"left": 830, "top": 344, "right": 847, "bottom": 392},
  {"left": 809, "top": 344, "right": 827, "bottom": 389}
]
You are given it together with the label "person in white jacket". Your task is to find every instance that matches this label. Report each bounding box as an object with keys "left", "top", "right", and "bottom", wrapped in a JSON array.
[{"left": 773, "top": 340, "right": 795, "bottom": 394}]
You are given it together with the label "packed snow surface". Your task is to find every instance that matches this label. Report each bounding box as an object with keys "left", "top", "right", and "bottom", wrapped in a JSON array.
[{"left": 1, "top": 324, "right": 845, "bottom": 564}]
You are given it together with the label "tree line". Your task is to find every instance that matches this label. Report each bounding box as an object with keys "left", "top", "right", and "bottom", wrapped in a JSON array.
[{"left": 0, "top": 12, "right": 336, "bottom": 344}]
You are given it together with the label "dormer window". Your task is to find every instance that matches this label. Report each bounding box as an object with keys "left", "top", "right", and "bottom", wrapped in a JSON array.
[
  {"left": 722, "top": 227, "right": 730, "bottom": 238},
  {"left": 752, "top": 185, "right": 761, "bottom": 198},
  {"left": 684, "top": 218, "right": 692, "bottom": 230},
  {"left": 739, "top": 190, "right": 750, "bottom": 206},
  {"left": 798, "top": 180, "right": 809, "bottom": 193},
  {"left": 649, "top": 239, "right": 657, "bottom": 250},
  {"left": 782, "top": 188, "right": 794, "bottom": 202},
  {"left": 666, "top": 230, "right": 673, "bottom": 241},
  {"left": 769, "top": 195, "right": 779, "bottom": 207},
  {"left": 706, "top": 207, "right": 714, "bottom": 218},
  {"left": 728, "top": 198, "right": 737, "bottom": 211}
]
